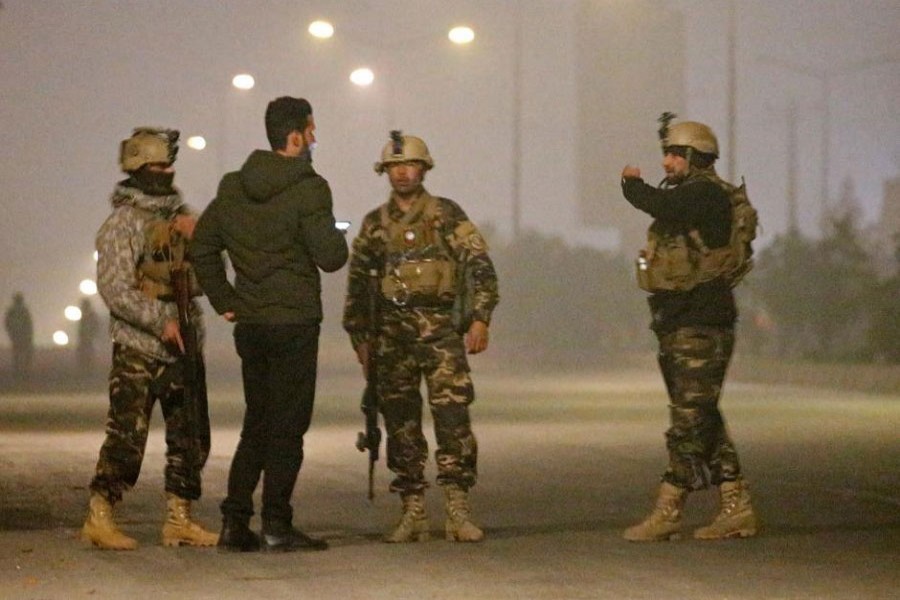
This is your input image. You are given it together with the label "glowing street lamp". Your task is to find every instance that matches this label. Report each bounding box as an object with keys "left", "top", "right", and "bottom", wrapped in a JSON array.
[
  {"left": 80, "top": 279, "right": 98, "bottom": 296},
  {"left": 350, "top": 67, "right": 375, "bottom": 87},
  {"left": 187, "top": 136, "right": 207, "bottom": 150},
  {"left": 64, "top": 305, "right": 82, "bottom": 321},
  {"left": 308, "top": 20, "right": 334, "bottom": 39},
  {"left": 52, "top": 331, "right": 69, "bottom": 346},
  {"left": 448, "top": 26, "right": 475, "bottom": 45},
  {"left": 232, "top": 74, "right": 255, "bottom": 90}
]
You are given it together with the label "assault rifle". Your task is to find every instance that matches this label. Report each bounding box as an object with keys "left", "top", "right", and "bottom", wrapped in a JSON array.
[
  {"left": 170, "top": 235, "right": 200, "bottom": 465},
  {"left": 354, "top": 269, "right": 382, "bottom": 501}
]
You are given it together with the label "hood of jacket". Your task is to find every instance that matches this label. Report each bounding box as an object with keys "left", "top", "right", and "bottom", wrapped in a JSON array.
[
  {"left": 110, "top": 181, "right": 184, "bottom": 216},
  {"left": 239, "top": 150, "right": 316, "bottom": 203}
]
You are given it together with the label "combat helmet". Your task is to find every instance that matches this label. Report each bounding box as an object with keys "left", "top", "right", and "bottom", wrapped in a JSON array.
[
  {"left": 374, "top": 130, "right": 434, "bottom": 174},
  {"left": 119, "top": 127, "right": 180, "bottom": 172},
  {"left": 657, "top": 112, "right": 718, "bottom": 158}
]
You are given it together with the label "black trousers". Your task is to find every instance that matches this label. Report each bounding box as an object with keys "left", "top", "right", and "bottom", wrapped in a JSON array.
[{"left": 221, "top": 323, "right": 320, "bottom": 526}]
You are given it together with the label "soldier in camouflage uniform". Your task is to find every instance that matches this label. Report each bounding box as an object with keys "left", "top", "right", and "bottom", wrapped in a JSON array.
[
  {"left": 343, "top": 132, "right": 499, "bottom": 543},
  {"left": 620, "top": 116, "right": 758, "bottom": 542},
  {"left": 81, "top": 128, "right": 217, "bottom": 550}
]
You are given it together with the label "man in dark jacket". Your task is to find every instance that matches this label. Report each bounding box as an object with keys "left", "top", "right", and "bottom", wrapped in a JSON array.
[{"left": 191, "top": 96, "right": 348, "bottom": 553}]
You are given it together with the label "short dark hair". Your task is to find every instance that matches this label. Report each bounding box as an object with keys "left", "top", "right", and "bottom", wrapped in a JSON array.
[{"left": 264, "top": 97, "right": 313, "bottom": 151}]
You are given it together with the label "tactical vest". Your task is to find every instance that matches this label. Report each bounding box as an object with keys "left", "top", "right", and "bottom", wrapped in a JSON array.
[
  {"left": 137, "top": 216, "right": 202, "bottom": 301},
  {"left": 379, "top": 194, "right": 457, "bottom": 307},
  {"left": 636, "top": 172, "right": 758, "bottom": 293}
]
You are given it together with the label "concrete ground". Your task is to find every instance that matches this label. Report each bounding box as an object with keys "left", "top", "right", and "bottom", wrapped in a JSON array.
[{"left": 1, "top": 365, "right": 898, "bottom": 599}]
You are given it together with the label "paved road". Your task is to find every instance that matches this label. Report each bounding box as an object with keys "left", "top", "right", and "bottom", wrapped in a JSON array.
[{"left": 1, "top": 367, "right": 898, "bottom": 599}]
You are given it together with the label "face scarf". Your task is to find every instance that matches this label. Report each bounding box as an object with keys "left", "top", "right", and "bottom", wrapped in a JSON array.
[{"left": 129, "top": 165, "right": 176, "bottom": 196}]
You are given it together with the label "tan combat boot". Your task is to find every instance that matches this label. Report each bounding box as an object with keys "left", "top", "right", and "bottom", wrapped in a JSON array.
[
  {"left": 623, "top": 482, "right": 687, "bottom": 542},
  {"left": 81, "top": 493, "right": 138, "bottom": 550},
  {"left": 161, "top": 493, "right": 219, "bottom": 547},
  {"left": 384, "top": 492, "right": 430, "bottom": 543},
  {"left": 444, "top": 484, "right": 484, "bottom": 543},
  {"left": 694, "top": 479, "right": 758, "bottom": 540}
]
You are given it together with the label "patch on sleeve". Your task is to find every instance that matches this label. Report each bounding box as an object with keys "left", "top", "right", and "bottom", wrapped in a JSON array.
[{"left": 454, "top": 221, "right": 488, "bottom": 252}]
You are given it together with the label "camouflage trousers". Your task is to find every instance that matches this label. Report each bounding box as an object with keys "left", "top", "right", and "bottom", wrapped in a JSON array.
[
  {"left": 375, "top": 332, "right": 477, "bottom": 494},
  {"left": 656, "top": 326, "right": 742, "bottom": 491},
  {"left": 89, "top": 343, "right": 210, "bottom": 503}
]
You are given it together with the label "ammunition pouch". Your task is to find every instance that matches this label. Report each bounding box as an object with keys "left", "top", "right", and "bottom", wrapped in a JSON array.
[
  {"left": 138, "top": 218, "right": 203, "bottom": 301},
  {"left": 381, "top": 258, "right": 456, "bottom": 306},
  {"left": 636, "top": 233, "right": 701, "bottom": 293},
  {"left": 637, "top": 170, "right": 758, "bottom": 292},
  {"left": 636, "top": 247, "right": 739, "bottom": 293},
  {"left": 138, "top": 263, "right": 202, "bottom": 301}
]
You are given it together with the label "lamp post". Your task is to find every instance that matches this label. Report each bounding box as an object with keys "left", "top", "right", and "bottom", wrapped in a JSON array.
[
  {"left": 726, "top": 0, "right": 737, "bottom": 183},
  {"left": 510, "top": 4, "right": 522, "bottom": 240}
]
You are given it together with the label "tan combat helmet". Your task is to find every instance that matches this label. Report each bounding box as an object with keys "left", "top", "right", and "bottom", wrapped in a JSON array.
[
  {"left": 374, "top": 130, "right": 434, "bottom": 174},
  {"left": 661, "top": 119, "right": 719, "bottom": 158},
  {"left": 119, "top": 127, "right": 180, "bottom": 172}
]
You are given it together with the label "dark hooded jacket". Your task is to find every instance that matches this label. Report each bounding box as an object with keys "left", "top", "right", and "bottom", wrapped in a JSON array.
[{"left": 191, "top": 150, "right": 348, "bottom": 324}]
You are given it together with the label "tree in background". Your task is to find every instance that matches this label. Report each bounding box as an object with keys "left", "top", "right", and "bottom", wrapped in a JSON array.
[
  {"left": 753, "top": 229, "right": 821, "bottom": 358},
  {"left": 812, "top": 205, "right": 877, "bottom": 360},
  {"left": 754, "top": 181, "right": 879, "bottom": 362},
  {"left": 866, "top": 232, "right": 900, "bottom": 363}
]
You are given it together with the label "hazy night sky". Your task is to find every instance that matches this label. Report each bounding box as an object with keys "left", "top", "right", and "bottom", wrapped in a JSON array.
[{"left": 2, "top": 0, "right": 898, "bottom": 345}]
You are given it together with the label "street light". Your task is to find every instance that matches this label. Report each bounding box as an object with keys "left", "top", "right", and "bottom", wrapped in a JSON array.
[
  {"left": 187, "top": 136, "right": 207, "bottom": 150},
  {"left": 232, "top": 74, "right": 255, "bottom": 90},
  {"left": 350, "top": 67, "right": 375, "bottom": 87},
  {"left": 79, "top": 279, "right": 97, "bottom": 296},
  {"left": 448, "top": 26, "right": 475, "bottom": 45},
  {"left": 308, "top": 20, "right": 334, "bottom": 39},
  {"left": 64, "top": 305, "right": 82, "bottom": 321}
]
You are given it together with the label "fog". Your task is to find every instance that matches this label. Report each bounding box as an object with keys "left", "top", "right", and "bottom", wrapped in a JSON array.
[{"left": 1, "top": 0, "right": 898, "bottom": 358}]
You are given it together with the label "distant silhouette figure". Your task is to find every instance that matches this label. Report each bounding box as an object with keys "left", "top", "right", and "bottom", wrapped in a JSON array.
[
  {"left": 4, "top": 292, "right": 34, "bottom": 380},
  {"left": 77, "top": 298, "right": 102, "bottom": 371}
]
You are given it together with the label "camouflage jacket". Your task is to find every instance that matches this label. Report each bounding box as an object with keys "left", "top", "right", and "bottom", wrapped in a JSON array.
[
  {"left": 96, "top": 182, "right": 203, "bottom": 363},
  {"left": 343, "top": 189, "right": 499, "bottom": 349}
]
